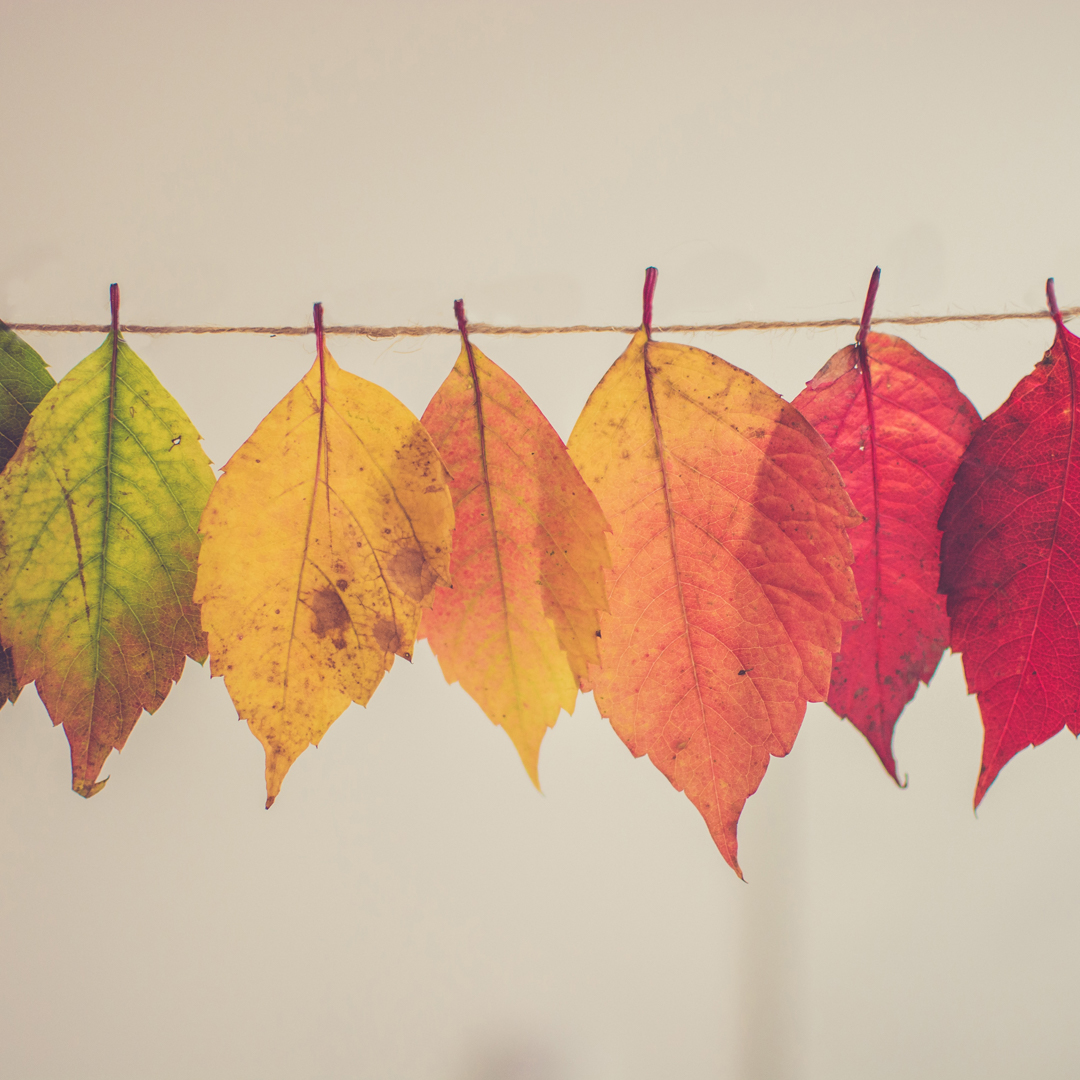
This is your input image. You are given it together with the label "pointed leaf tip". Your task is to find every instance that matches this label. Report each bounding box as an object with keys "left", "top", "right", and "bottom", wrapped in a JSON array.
[{"left": 73, "top": 774, "right": 109, "bottom": 799}]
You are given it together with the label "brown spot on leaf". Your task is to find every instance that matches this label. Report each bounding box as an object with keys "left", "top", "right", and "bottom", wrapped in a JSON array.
[
  {"left": 309, "top": 586, "right": 350, "bottom": 638},
  {"left": 373, "top": 617, "right": 402, "bottom": 655},
  {"left": 387, "top": 547, "right": 438, "bottom": 602}
]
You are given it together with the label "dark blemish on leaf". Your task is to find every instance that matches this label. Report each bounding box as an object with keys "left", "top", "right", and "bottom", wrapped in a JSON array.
[
  {"left": 336, "top": 579, "right": 348, "bottom": 591},
  {"left": 595, "top": 630, "right": 601, "bottom": 638},
  {"left": 387, "top": 547, "right": 437, "bottom": 602},
  {"left": 373, "top": 617, "right": 401, "bottom": 655},
  {"left": 309, "top": 586, "right": 350, "bottom": 638}
]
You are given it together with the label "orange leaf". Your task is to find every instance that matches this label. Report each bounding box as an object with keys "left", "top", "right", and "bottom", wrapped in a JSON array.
[
  {"left": 567, "top": 269, "right": 860, "bottom": 874},
  {"left": 194, "top": 306, "right": 454, "bottom": 805},
  {"left": 419, "top": 302, "right": 610, "bottom": 785}
]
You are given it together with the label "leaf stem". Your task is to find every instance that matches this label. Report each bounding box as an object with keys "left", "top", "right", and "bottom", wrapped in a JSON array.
[
  {"left": 642, "top": 267, "right": 658, "bottom": 338},
  {"left": 314, "top": 302, "right": 326, "bottom": 393},
  {"left": 1047, "top": 278, "right": 1069, "bottom": 341},
  {"left": 1047, "top": 278, "right": 1077, "bottom": 381},
  {"left": 856, "top": 266, "right": 881, "bottom": 369}
]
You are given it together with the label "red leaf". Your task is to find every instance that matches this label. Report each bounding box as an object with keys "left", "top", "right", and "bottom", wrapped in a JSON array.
[
  {"left": 794, "top": 270, "right": 980, "bottom": 779},
  {"left": 939, "top": 279, "right": 1080, "bottom": 806}
]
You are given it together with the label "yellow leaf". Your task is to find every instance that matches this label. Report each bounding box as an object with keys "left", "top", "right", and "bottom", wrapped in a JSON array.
[{"left": 194, "top": 308, "right": 454, "bottom": 805}]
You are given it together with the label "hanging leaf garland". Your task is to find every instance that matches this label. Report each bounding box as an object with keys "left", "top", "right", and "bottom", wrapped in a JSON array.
[
  {"left": 194, "top": 304, "right": 454, "bottom": 806},
  {"left": 0, "top": 286, "right": 215, "bottom": 796},
  {"left": 0, "top": 272, "right": 1077, "bottom": 864},
  {"left": 567, "top": 269, "right": 861, "bottom": 874},
  {"left": 419, "top": 301, "right": 610, "bottom": 786}
]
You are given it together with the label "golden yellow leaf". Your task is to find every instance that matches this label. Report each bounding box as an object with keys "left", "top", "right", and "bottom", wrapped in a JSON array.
[{"left": 194, "top": 307, "right": 454, "bottom": 805}]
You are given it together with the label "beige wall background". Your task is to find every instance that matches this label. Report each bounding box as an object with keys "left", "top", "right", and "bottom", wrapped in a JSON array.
[{"left": 3, "top": 1, "right": 1080, "bottom": 1077}]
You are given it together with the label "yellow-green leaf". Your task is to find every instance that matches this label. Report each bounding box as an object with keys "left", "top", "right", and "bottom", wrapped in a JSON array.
[
  {"left": 194, "top": 309, "right": 454, "bottom": 806},
  {"left": 0, "top": 319, "right": 55, "bottom": 469},
  {"left": 0, "top": 290, "right": 214, "bottom": 796}
]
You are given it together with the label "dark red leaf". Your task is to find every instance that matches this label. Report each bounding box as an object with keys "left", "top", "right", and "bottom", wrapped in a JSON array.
[{"left": 939, "top": 280, "right": 1080, "bottom": 806}]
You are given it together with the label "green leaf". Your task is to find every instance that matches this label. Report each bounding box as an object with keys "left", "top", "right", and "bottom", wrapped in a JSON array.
[
  {"left": 0, "top": 328, "right": 214, "bottom": 796},
  {"left": 0, "top": 320, "right": 55, "bottom": 470},
  {"left": 0, "top": 321, "right": 56, "bottom": 706}
]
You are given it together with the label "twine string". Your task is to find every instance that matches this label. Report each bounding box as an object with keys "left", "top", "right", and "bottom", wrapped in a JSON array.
[{"left": 8, "top": 307, "right": 1079, "bottom": 338}]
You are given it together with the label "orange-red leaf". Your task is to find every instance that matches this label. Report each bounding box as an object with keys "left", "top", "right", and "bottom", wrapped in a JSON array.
[
  {"left": 567, "top": 271, "right": 860, "bottom": 874},
  {"left": 419, "top": 305, "right": 609, "bottom": 785},
  {"left": 939, "top": 281, "right": 1080, "bottom": 806},
  {"left": 794, "top": 312, "right": 979, "bottom": 779}
]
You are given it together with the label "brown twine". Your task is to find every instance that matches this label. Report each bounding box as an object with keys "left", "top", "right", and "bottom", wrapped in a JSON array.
[{"left": 8, "top": 307, "right": 1080, "bottom": 338}]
